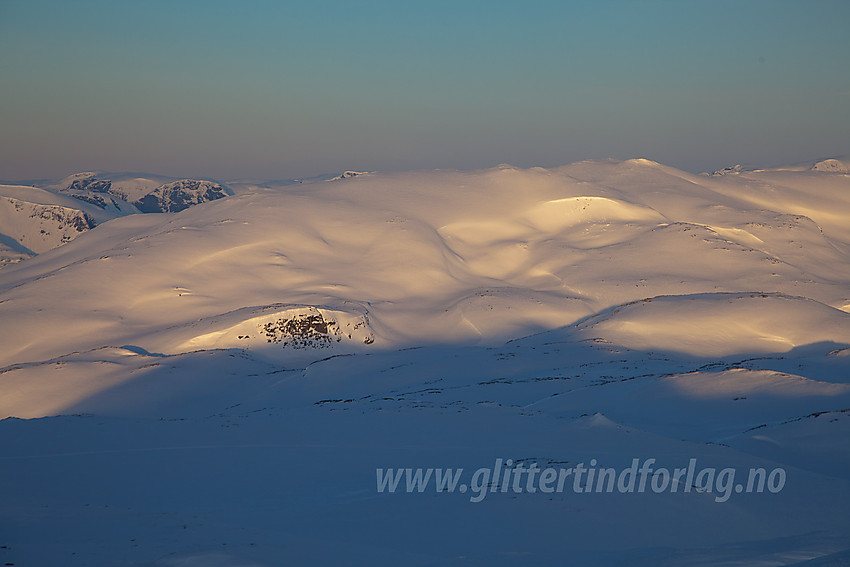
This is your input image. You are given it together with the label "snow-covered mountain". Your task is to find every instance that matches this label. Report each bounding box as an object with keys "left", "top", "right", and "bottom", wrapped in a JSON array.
[
  {"left": 0, "top": 172, "right": 232, "bottom": 267},
  {"left": 0, "top": 184, "right": 102, "bottom": 266},
  {"left": 51, "top": 171, "right": 177, "bottom": 203},
  {"left": 810, "top": 158, "right": 850, "bottom": 173},
  {"left": 51, "top": 171, "right": 231, "bottom": 213},
  {"left": 1, "top": 158, "right": 849, "bottom": 566},
  {"left": 133, "top": 178, "right": 229, "bottom": 213},
  {"left": 52, "top": 172, "right": 144, "bottom": 215},
  {"left": 712, "top": 155, "right": 850, "bottom": 175}
]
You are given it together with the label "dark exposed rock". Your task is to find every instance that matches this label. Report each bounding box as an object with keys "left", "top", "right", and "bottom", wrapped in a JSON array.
[
  {"left": 29, "top": 205, "right": 96, "bottom": 232},
  {"left": 133, "top": 180, "right": 228, "bottom": 213},
  {"left": 262, "top": 313, "right": 341, "bottom": 349},
  {"left": 66, "top": 176, "right": 113, "bottom": 194}
]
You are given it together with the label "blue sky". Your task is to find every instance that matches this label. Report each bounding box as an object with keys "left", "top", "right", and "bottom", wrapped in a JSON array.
[{"left": 1, "top": 0, "right": 848, "bottom": 180}]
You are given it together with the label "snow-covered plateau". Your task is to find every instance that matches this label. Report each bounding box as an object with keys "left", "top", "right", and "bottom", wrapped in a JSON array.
[{"left": 1, "top": 157, "right": 849, "bottom": 566}]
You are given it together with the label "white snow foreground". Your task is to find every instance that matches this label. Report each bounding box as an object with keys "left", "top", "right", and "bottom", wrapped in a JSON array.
[{"left": 0, "top": 158, "right": 849, "bottom": 566}]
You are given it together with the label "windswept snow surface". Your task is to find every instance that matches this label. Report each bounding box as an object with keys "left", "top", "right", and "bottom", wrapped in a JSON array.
[{"left": 1, "top": 159, "right": 849, "bottom": 566}]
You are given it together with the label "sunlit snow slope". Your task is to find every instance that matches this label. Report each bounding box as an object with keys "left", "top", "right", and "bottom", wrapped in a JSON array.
[
  {"left": 1, "top": 158, "right": 849, "bottom": 566},
  {"left": 2, "top": 159, "right": 849, "bottom": 372}
]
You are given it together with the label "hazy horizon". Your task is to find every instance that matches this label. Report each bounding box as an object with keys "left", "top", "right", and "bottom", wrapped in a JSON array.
[{"left": 2, "top": 0, "right": 849, "bottom": 180}]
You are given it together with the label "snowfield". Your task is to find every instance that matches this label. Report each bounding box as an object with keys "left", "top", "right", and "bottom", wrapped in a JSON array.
[{"left": 1, "top": 158, "right": 849, "bottom": 566}]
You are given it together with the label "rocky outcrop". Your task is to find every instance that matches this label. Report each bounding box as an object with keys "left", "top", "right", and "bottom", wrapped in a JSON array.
[
  {"left": 133, "top": 179, "right": 228, "bottom": 213},
  {"left": 0, "top": 196, "right": 97, "bottom": 260}
]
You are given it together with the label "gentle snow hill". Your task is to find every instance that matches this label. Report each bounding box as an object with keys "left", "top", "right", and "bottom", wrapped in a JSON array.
[
  {"left": 711, "top": 155, "right": 850, "bottom": 174},
  {"left": 2, "top": 158, "right": 850, "bottom": 566},
  {"left": 224, "top": 171, "right": 356, "bottom": 194},
  {"left": 574, "top": 292, "right": 850, "bottom": 356},
  {"left": 702, "top": 159, "right": 850, "bottom": 245},
  {"left": 1, "top": 159, "right": 850, "bottom": 370}
]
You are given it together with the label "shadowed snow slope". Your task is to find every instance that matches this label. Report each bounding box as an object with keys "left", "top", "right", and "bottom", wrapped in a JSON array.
[
  {"left": 1, "top": 159, "right": 849, "bottom": 566},
  {"left": 576, "top": 292, "right": 850, "bottom": 356}
]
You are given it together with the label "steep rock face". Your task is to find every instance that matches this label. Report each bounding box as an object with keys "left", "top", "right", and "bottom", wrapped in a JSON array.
[
  {"left": 57, "top": 173, "right": 133, "bottom": 210},
  {"left": 53, "top": 173, "right": 138, "bottom": 218},
  {"left": 55, "top": 172, "right": 229, "bottom": 214},
  {"left": 0, "top": 196, "right": 97, "bottom": 258},
  {"left": 133, "top": 179, "right": 229, "bottom": 213},
  {"left": 64, "top": 175, "right": 113, "bottom": 194}
]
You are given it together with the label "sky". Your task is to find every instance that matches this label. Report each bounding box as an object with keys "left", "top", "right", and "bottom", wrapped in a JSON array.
[{"left": 1, "top": 0, "right": 848, "bottom": 181}]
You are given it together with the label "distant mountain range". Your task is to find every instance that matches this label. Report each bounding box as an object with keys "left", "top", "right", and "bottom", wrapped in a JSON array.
[
  {"left": 0, "top": 170, "right": 370, "bottom": 267},
  {"left": 0, "top": 172, "right": 232, "bottom": 266}
]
